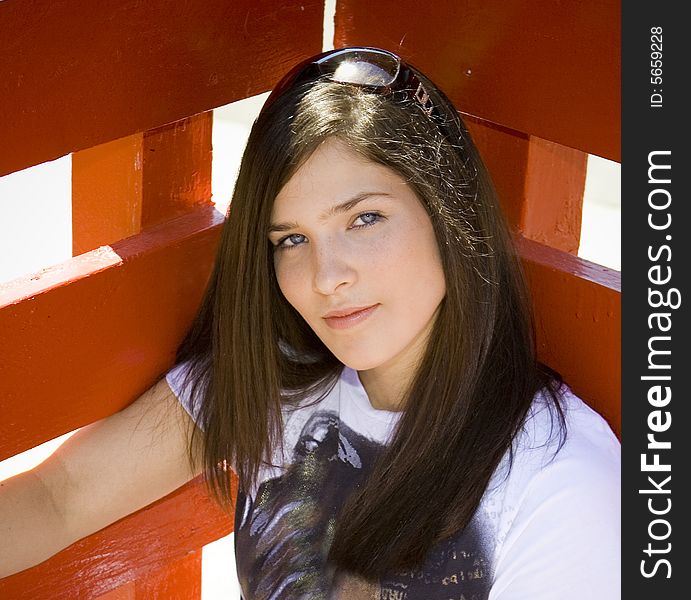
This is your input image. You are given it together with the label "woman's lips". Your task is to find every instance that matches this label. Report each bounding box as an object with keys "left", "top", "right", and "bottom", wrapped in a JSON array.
[{"left": 322, "top": 304, "right": 379, "bottom": 330}]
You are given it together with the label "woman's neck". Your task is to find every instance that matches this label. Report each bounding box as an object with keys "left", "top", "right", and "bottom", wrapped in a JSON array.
[
  {"left": 357, "top": 365, "right": 409, "bottom": 412},
  {"left": 356, "top": 308, "right": 437, "bottom": 412},
  {"left": 358, "top": 324, "right": 436, "bottom": 412}
]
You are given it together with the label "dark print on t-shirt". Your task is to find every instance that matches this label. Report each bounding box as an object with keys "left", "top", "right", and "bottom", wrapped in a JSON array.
[{"left": 234, "top": 410, "right": 492, "bottom": 600}]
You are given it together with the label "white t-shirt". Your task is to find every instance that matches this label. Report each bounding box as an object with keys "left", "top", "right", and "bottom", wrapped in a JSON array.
[{"left": 167, "top": 363, "right": 621, "bottom": 599}]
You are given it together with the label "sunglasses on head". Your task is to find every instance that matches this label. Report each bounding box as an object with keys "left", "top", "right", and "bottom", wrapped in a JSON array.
[{"left": 262, "top": 46, "right": 440, "bottom": 123}]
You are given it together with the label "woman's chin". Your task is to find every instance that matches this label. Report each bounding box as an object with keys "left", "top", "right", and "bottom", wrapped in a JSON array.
[{"left": 331, "top": 351, "right": 388, "bottom": 373}]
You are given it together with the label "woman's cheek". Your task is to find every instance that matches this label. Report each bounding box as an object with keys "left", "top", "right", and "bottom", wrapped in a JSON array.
[
  {"left": 275, "top": 259, "right": 303, "bottom": 310},
  {"left": 357, "top": 229, "right": 398, "bottom": 269}
]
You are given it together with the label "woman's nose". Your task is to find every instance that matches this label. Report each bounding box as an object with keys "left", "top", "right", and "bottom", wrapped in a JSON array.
[{"left": 311, "top": 243, "right": 357, "bottom": 296}]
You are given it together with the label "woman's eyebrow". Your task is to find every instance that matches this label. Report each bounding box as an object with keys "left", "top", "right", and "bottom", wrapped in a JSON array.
[{"left": 267, "top": 192, "right": 392, "bottom": 234}]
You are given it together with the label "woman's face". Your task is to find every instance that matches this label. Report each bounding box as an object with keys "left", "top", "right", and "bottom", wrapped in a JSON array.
[{"left": 269, "top": 138, "right": 446, "bottom": 374}]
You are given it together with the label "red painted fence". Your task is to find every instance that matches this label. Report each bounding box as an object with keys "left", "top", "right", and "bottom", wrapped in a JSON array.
[{"left": 0, "top": 0, "right": 620, "bottom": 597}]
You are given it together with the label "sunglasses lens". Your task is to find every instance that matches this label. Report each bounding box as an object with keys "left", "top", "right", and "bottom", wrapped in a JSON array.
[
  {"left": 331, "top": 61, "right": 396, "bottom": 86},
  {"left": 263, "top": 48, "right": 410, "bottom": 113},
  {"left": 317, "top": 49, "right": 400, "bottom": 87}
]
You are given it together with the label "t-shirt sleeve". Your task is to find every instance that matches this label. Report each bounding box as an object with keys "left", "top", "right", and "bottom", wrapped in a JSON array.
[
  {"left": 165, "top": 361, "right": 205, "bottom": 430},
  {"left": 488, "top": 398, "right": 621, "bottom": 600}
]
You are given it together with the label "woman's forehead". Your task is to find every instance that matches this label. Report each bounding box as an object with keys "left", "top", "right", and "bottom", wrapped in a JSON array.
[{"left": 272, "top": 139, "right": 406, "bottom": 216}]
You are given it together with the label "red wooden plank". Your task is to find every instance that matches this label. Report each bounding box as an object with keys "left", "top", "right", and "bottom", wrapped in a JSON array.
[
  {"left": 521, "top": 137, "right": 587, "bottom": 254},
  {"left": 335, "top": 0, "right": 620, "bottom": 161},
  {"left": 140, "top": 113, "right": 213, "bottom": 231},
  {"left": 0, "top": 0, "right": 324, "bottom": 177},
  {"left": 464, "top": 117, "right": 530, "bottom": 229},
  {"left": 0, "top": 205, "right": 224, "bottom": 461},
  {"left": 466, "top": 117, "right": 587, "bottom": 253},
  {"left": 133, "top": 549, "right": 202, "bottom": 600},
  {"left": 517, "top": 235, "right": 621, "bottom": 437},
  {"left": 71, "top": 133, "right": 145, "bottom": 255},
  {"left": 0, "top": 475, "right": 234, "bottom": 599},
  {"left": 72, "top": 112, "right": 213, "bottom": 255},
  {"left": 97, "top": 582, "right": 136, "bottom": 599}
]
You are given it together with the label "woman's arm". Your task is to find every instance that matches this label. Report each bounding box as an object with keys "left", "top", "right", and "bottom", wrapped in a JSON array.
[{"left": 0, "top": 377, "right": 203, "bottom": 578}]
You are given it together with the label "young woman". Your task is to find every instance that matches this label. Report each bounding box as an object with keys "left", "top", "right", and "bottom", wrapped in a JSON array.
[{"left": 1, "top": 47, "right": 620, "bottom": 598}]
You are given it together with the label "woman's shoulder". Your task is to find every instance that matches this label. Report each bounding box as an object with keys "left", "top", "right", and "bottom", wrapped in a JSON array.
[
  {"left": 485, "top": 385, "right": 621, "bottom": 598},
  {"left": 491, "top": 383, "right": 620, "bottom": 503},
  {"left": 484, "top": 383, "right": 620, "bottom": 536},
  {"left": 483, "top": 383, "right": 620, "bottom": 554},
  {"left": 519, "top": 383, "right": 620, "bottom": 467}
]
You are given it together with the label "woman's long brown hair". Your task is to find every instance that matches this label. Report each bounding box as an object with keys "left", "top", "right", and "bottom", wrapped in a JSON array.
[{"left": 174, "top": 67, "right": 565, "bottom": 578}]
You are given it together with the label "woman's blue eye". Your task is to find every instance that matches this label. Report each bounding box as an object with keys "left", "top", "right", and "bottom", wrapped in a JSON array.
[
  {"left": 352, "top": 212, "right": 382, "bottom": 227},
  {"left": 277, "top": 233, "right": 307, "bottom": 249}
]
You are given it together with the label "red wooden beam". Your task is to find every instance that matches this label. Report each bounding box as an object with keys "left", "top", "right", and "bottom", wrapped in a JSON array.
[
  {"left": 521, "top": 136, "right": 587, "bottom": 254},
  {"left": 72, "top": 112, "right": 214, "bottom": 255},
  {"left": 466, "top": 116, "right": 588, "bottom": 253},
  {"left": 0, "top": 0, "right": 325, "bottom": 177},
  {"left": 133, "top": 550, "right": 202, "bottom": 600},
  {"left": 518, "top": 235, "right": 621, "bottom": 437},
  {"left": 0, "top": 205, "right": 224, "bottom": 461},
  {"left": 335, "top": 0, "right": 620, "bottom": 161}
]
